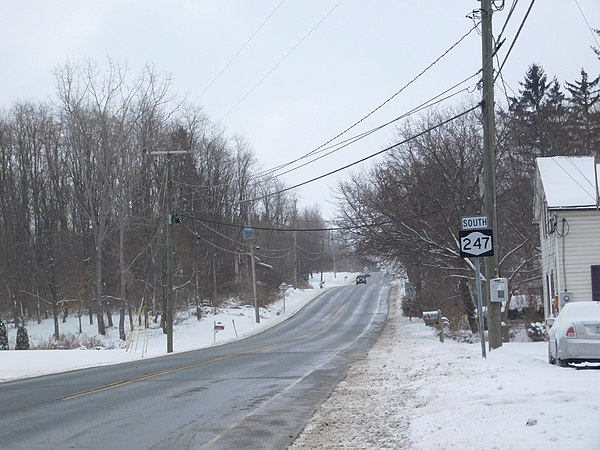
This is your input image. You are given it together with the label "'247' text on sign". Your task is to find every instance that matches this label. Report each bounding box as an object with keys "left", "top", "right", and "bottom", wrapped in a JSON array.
[{"left": 459, "top": 229, "right": 494, "bottom": 258}]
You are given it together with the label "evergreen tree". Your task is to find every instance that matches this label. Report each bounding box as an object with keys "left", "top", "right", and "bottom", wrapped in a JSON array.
[
  {"left": 0, "top": 320, "right": 8, "bottom": 350},
  {"left": 508, "top": 64, "right": 570, "bottom": 171},
  {"left": 15, "top": 326, "right": 30, "bottom": 350},
  {"left": 565, "top": 68, "right": 600, "bottom": 153}
]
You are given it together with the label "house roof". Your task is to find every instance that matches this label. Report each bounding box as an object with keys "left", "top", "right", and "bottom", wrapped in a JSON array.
[{"left": 536, "top": 156, "right": 599, "bottom": 209}]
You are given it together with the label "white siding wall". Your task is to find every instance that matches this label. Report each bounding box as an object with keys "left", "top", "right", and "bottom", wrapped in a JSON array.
[{"left": 554, "top": 210, "right": 600, "bottom": 303}]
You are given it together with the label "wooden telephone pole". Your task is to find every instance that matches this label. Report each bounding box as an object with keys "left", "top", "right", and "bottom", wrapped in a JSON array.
[
  {"left": 151, "top": 150, "right": 187, "bottom": 353},
  {"left": 480, "top": 0, "right": 502, "bottom": 350}
]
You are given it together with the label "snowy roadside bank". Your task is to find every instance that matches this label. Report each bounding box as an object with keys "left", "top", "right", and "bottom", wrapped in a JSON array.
[
  {"left": 0, "top": 272, "right": 355, "bottom": 383},
  {"left": 292, "top": 289, "right": 600, "bottom": 449}
]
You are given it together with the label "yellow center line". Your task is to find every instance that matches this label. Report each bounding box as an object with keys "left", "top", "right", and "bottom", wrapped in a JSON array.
[{"left": 58, "top": 301, "right": 348, "bottom": 401}]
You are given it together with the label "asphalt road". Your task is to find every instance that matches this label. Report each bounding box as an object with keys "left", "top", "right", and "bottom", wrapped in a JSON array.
[{"left": 0, "top": 273, "right": 389, "bottom": 449}]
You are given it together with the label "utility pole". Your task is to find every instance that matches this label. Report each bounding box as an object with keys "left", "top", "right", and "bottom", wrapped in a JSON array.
[
  {"left": 165, "top": 154, "right": 173, "bottom": 353},
  {"left": 481, "top": 0, "right": 501, "bottom": 349},
  {"left": 151, "top": 150, "right": 187, "bottom": 354},
  {"left": 293, "top": 230, "right": 298, "bottom": 287},
  {"left": 245, "top": 204, "right": 260, "bottom": 323},
  {"left": 293, "top": 199, "right": 298, "bottom": 288},
  {"left": 331, "top": 230, "right": 337, "bottom": 278}
]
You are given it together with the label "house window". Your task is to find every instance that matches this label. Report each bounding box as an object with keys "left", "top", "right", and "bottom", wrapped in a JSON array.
[{"left": 591, "top": 266, "right": 600, "bottom": 301}]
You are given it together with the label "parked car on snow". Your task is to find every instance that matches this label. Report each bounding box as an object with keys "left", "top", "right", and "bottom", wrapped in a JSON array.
[{"left": 547, "top": 301, "right": 600, "bottom": 366}]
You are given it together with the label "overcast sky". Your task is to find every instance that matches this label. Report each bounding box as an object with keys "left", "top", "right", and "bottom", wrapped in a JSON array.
[{"left": 2, "top": 1, "right": 598, "bottom": 218}]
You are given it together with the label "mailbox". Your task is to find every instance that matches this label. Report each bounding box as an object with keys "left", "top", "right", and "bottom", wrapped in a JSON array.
[
  {"left": 214, "top": 321, "right": 225, "bottom": 331},
  {"left": 422, "top": 310, "right": 440, "bottom": 326}
]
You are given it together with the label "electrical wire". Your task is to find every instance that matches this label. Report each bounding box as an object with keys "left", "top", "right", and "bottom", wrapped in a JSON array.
[
  {"left": 196, "top": 218, "right": 246, "bottom": 246},
  {"left": 180, "top": 220, "right": 243, "bottom": 255},
  {"left": 194, "top": 0, "right": 287, "bottom": 102},
  {"left": 494, "top": 0, "right": 537, "bottom": 84},
  {"left": 549, "top": 158, "right": 597, "bottom": 203},
  {"left": 493, "top": 0, "right": 520, "bottom": 106},
  {"left": 174, "top": 73, "right": 479, "bottom": 195},
  {"left": 180, "top": 212, "right": 331, "bottom": 262},
  {"left": 296, "top": 250, "right": 324, "bottom": 261},
  {"left": 496, "top": 0, "right": 519, "bottom": 43},
  {"left": 178, "top": 211, "right": 393, "bottom": 232},
  {"left": 217, "top": 0, "right": 345, "bottom": 123},
  {"left": 574, "top": 0, "right": 600, "bottom": 48},
  {"left": 255, "top": 247, "right": 296, "bottom": 259},
  {"left": 171, "top": 23, "right": 483, "bottom": 197},
  {"left": 265, "top": 77, "right": 479, "bottom": 180},
  {"left": 253, "top": 22, "right": 481, "bottom": 179},
  {"left": 564, "top": 157, "right": 597, "bottom": 190},
  {"left": 247, "top": 103, "right": 482, "bottom": 203},
  {"left": 179, "top": 105, "right": 480, "bottom": 222},
  {"left": 296, "top": 245, "right": 323, "bottom": 256}
]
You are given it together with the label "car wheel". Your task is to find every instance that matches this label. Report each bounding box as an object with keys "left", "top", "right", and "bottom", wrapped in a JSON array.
[
  {"left": 548, "top": 346, "right": 556, "bottom": 365},
  {"left": 557, "top": 358, "right": 569, "bottom": 367}
]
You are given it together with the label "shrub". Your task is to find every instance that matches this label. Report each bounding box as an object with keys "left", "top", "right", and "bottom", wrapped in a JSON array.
[
  {"left": 0, "top": 320, "right": 8, "bottom": 350},
  {"left": 15, "top": 327, "right": 30, "bottom": 350},
  {"left": 526, "top": 322, "right": 546, "bottom": 342},
  {"left": 34, "top": 332, "right": 111, "bottom": 350}
]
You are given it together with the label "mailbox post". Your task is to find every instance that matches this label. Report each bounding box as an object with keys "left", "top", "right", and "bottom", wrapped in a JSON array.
[
  {"left": 278, "top": 282, "right": 291, "bottom": 314},
  {"left": 213, "top": 321, "right": 224, "bottom": 342}
]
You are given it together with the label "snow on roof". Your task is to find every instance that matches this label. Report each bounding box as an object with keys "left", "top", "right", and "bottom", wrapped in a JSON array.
[{"left": 536, "top": 156, "right": 599, "bottom": 209}]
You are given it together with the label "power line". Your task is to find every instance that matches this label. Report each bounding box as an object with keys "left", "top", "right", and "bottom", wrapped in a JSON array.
[
  {"left": 495, "top": 0, "right": 537, "bottom": 83},
  {"left": 194, "top": 0, "right": 287, "bottom": 102},
  {"left": 265, "top": 77, "right": 479, "bottom": 180},
  {"left": 179, "top": 102, "right": 481, "bottom": 208},
  {"left": 496, "top": 0, "right": 519, "bottom": 43},
  {"left": 175, "top": 23, "right": 483, "bottom": 197},
  {"left": 574, "top": 0, "right": 600, "bottom": 48},
  {"left": 217, "top": 0, "right": 345, "bottom": 123},
  {"left": 255, "top": 247, "right": 296, "bottom": 259},
  {"left": 178, "top": 211, "right": 393, "bottom": 232},
  {"left": 174, "top": 74, "right": 479, "bottom": 196},
  {"left": 180, "top": 220, "right": 242, "bottom": 255},
  {"left": 253, "top": 22, "right": 481, "bottom": 179},
  {"left": 249, "top": 103, "right": 482, "bottom": 202}
]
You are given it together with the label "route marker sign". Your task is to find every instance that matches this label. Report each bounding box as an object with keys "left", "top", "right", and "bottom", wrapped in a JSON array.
[
  {"left": 459, "top": 229, "right": 494, "bottom": 258},
  {"left": 461, "top": 215, "right": 488, "bottom": 230}
]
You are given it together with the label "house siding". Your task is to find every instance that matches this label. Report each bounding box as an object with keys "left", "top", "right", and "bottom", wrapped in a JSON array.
[
  {"left": 553, "top": 210, "right": 600, "bottom": 303},
  {"left": 535, "top": 157, "right": 600, "bottom": 318}
]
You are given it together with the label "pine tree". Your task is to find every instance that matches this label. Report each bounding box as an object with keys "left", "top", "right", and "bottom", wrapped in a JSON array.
[
  {"left": 0, "top": 321, "right": 8, "bottom": 350},
  {"left": 15, "top": 326, "right": 30, "bottom": 350},
  {"left": 565, "top": 68, "right": 600, "bottom": 154},
  {"left": 508, "top": 64, "right": 569, "bottom": 170}
]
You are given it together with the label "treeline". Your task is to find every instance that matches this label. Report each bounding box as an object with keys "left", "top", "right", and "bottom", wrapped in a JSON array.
[
  {"left": 0, "top": 61, "right": 344, "bottom": 340},
  {"left": 336, "top": 63, "right": 600, "bottom": 329}
]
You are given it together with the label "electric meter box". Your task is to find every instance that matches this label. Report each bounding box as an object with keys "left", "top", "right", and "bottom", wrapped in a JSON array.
[
  {"left": 559, "top": 291, "right": 573, "bottom": 305},
  {"left": 490, "top": 277, "right": 508, "bottom": 302}
]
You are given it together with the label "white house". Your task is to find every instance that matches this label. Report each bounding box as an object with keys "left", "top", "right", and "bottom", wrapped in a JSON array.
[{"left": 534, "top": 156, "right": 600, "bottom": 318}]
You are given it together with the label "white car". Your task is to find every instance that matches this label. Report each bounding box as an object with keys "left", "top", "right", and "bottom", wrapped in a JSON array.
[{"left": 547, "top": 301, "right": 600, "bottom": 366}]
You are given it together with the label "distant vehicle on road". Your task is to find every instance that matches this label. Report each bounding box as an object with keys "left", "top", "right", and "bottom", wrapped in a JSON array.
[
  {"left": 547, "top": 301, "right": 600, "bottom": 366},
  {"left": 356, "top": 275, "right": 367, "bottom": 285}
]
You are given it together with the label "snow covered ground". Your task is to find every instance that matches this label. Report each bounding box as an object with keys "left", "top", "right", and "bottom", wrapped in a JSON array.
[
  {"left": 2, "top": 274, "right": 600, "bottom": 449},
  {"left": 293, "top": 291, "right": 600, "bottom": 450},
  {"left": 0, "top": 272, "right": 354, "bottom": 382}
]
